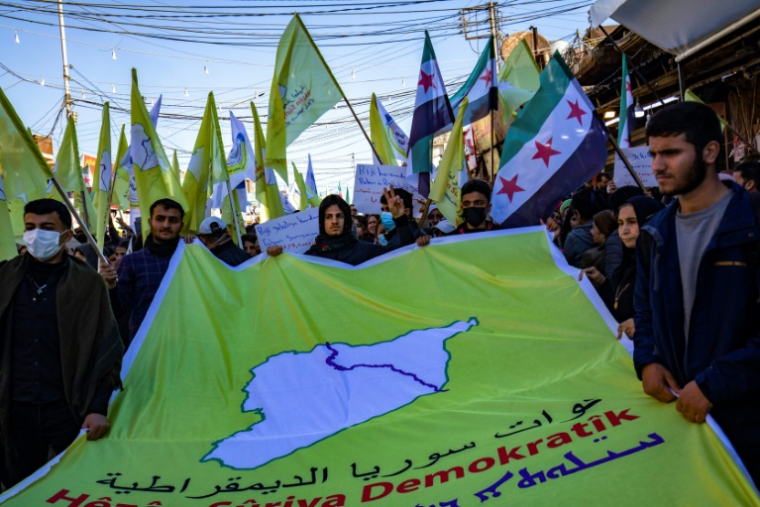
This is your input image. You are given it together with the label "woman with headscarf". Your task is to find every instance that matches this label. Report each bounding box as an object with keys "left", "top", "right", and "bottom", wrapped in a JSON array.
[{"left": 581, "top": 195, "right": 664, "bottom": 340}]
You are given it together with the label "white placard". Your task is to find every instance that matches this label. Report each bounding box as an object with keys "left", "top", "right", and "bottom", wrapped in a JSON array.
[
  {"left": 255, "top": 208, "right": 319, "bottom": 254},
  {"left": 614, "top": 146, "right": 657, "bottom": 188},
  {"left": 353, "top": 164, "right": 424, "bottom": 216}
]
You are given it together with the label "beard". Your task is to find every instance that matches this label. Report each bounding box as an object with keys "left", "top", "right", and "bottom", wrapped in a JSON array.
[{"left": 659, "top": 156, "right": 708, "bottom": 196}]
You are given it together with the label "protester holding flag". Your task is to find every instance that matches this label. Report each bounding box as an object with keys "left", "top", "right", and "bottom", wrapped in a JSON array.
[{"left": 0, "top": 199, "right": 123, "bottom": 487}]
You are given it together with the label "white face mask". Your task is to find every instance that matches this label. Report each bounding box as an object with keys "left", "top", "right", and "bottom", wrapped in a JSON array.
[{"left": 23, "top": 228, "right": 63, "bottom": 262}]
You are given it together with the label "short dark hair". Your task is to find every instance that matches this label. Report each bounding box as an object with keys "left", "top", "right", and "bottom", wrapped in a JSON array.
[
  {"left": 598, "top": 173, "right": 611, "bottom": 182},
  {"left": 735, "top": 161, "right": 760, "bottom": 188},
  {"left": 571, "top": 188, "right": 609, "bottom": 221},
  {"left": 241, "top": 233, "right": 257, "bottom": 244},
  {"left": 461, "top": 179, "right": 492, "bottom": 203},
  {"left": 380, "top": 188, "right": 413, "bottom": 211},
  {"left": 149, "top": 198, "right": 184, "bottom": 220},
  {"left": 646, "top": 102, "right": 723, "bottom": 158},
  {"left": 24, "top": 198, "right": 72, "bottom": 229},
  {"left": 117, "top": 239, "right": 131, "bottom": 250}
]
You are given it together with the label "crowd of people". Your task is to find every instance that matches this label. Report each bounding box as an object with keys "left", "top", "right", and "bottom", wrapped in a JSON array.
[{"left": 0, "top": 101, "right": 758, "bottom": 489}]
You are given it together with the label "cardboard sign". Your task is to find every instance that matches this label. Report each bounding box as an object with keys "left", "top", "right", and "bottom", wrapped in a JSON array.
[
  {"left": 353, "top": 164, "right": 424, "bottom": 216},
  {"left": 614, "top": 146, "right": 656, "bottom": 188},
  {"left": 255, "top": 207, "right": 319, "bottom": 254}
]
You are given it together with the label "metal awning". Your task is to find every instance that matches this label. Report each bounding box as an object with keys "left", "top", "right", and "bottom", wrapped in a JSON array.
[{"left": 590, "top": 0, "right": 760, "bottom": 62}]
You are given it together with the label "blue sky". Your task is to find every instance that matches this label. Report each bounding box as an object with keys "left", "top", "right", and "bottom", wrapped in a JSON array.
[{"left": 0, "top": 0, "right": 592, "bottom": 192}]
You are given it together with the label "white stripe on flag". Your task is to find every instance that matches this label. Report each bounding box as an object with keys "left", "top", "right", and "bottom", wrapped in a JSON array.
[{"left": 491, "top": 80, "right": 594, "bottom": 224}]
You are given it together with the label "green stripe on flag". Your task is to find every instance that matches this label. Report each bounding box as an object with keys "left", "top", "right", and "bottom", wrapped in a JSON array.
[{"left": 499, "top": 52, "right": 574, "bottom": 166}]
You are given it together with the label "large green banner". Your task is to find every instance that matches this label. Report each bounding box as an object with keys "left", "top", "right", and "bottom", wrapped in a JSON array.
[{"left": 2, "top": 229, "right": 757, "bottom": 506}]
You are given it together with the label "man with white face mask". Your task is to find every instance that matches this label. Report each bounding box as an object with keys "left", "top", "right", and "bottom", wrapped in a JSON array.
[{"left": 0, "top": 199, "right": 123, "bottom": 487}]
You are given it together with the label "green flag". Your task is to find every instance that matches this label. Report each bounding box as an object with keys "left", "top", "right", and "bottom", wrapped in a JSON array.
[
  {"left": 498, "top": 37, "right": 541, "bottom": 122},
  {"left": 92, "top": 103, "right": 113, "bottom": 250},
  {"left": 370, "top": 93, "right": 398, "bottom": 166},
  {"left": 130, "top": 68, "right": 187, "bottom": 214},
  {"left": 430, "top": 97, "right": 467, "bottom": 225},
  {"left": 293, "top": 162, "right": 309, "bottom": 210},
  {"left": 0, "top": 87, "right": 52, "bottom": 203},
  {"left": 266, "top": 14, "right": 343, "bottom": 181},
  {"left": 252, "top": 101, "right": 284, "bottom": 222}
]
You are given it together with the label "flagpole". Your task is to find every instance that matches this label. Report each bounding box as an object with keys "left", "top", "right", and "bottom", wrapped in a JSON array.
[
  {"left": 225, "top": 178, "right": 243, "bottom": 246},
  {"left": 603, "top": 124, "right": 647, "bottom": 192},
  {"left": 50, "top": 177, "right": 109, "bottom": 264},
  {"left": 293, "top": 15, "right": 382, "bottom": 163}
]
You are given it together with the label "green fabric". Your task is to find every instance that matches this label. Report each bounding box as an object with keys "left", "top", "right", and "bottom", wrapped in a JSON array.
[
  {"left": 498, "top": 37, "right": 541, "bottom": 123},
  {"left": 431, "top": 98, "right": 466, "bottom": 225},
  {"left": 370, "top": 93, "right": 398, "bottom": 166},
  {"left": 2, "top": 232, "right": 758, "bottom": 506}
]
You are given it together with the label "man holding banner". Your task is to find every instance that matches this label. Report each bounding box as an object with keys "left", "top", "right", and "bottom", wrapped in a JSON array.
[{"left": 634, "top": 102, "right": 760, "bottom": 482}]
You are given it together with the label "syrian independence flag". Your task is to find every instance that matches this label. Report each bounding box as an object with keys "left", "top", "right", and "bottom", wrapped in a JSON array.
[
  {"left": 490, "top": 52, "right": 608, "bottom": 227},
  {"left": 408, "top": 31, "right": 454, "bottom": 197},
  {"left": 449, "top": 35, "right": 498, "bottom": 127},
  {"left": 617, "top": 54, "right": 636, "bottom": 148}
]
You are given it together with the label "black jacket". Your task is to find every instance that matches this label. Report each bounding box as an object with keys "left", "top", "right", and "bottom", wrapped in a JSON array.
[
  {"left": 305, "top": 215, "right": 414, "bottom": 266},
  {"left": 211, "top": 239, "right": 249, "bottom": 267}
]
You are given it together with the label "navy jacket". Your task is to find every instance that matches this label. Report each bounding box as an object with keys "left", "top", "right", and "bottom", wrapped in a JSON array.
[{"left": 633, "top": 183, "right": 760, "bottom": 406}]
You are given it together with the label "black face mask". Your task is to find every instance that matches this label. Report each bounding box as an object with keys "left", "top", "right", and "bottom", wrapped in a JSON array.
[{"left": 462, "top": 206, "right": 487, "bottom": 227}]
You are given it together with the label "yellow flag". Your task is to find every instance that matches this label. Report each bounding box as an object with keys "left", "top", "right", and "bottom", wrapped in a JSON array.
[
  {"left": 130, "top": 68, "right": 187, "bottom": 213},
  {"left": 92, "top": 103, "right": 113, "bottom": 250},
  {"left": 252, "top": 101, "right": 284, "bottom": 222},
  {"left": 685, "top": 89, "right": 728, "bottom": 131},
  {"left": 430, "top": 98, "right": 466, "bottom": 225},
  {"left": 498, "top": 38, "right": 541, "bottom": 122},
  {"left": 0, "top": 176, "right": 16, "bottom": 261},
  {"left": 0, "top": 87, "right": 52, "bottom": 202},
  {"left": 369, "top": 93, "right": 398, "bottom": 166},
  {"left": 266, "top": 14, "right": 343, "bottom": 181}
]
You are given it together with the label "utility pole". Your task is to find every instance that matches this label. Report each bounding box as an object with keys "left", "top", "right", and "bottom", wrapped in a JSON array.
[
  {"left": 57, "top": 0, "right": 72, "bottom": 119},
  {"left": 461, "top": 3, "right": 500, "bottom": 183}
]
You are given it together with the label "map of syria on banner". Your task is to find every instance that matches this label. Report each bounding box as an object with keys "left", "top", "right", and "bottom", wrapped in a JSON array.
[
  {"left": 491, "top": 53, "right": 608, "bottom": 228},
  {"left": 2, "top": 230, "right": 759, "bottom": 507}
]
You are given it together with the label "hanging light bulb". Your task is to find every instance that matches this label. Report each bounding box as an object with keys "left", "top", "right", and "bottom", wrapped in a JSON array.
[
  {"left": 112, "top": 48, "right": 116, "bottom": 60},
  {"left": 402, "top": 78, "right": 405, "bottom": 88},
  {"left": 204, "top": 63, "right": 209, "bottom": 75},
  {"left": 351, "top": 68, "right": 356, "bottom": 80},
  {"left": 15, "top": 30, "right": 19, "bottom": 44},
  {"left": 81, "top": 90, "right": 85, "bottom": 99},
  {"left": 111, "top": 83, "right": 116, "bottom": 93},
  {"left": 40, "top": 78, "right": 45, "bottom": 87},
  {"left": 184, "top": 88, "right": 189, "bottom": 97}
]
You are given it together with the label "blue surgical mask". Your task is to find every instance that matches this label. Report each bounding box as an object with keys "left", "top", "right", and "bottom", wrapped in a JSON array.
[
  {"left": 378, "top": 234, "right": 389, "bottom": 246},
  {"left": 380, "top": 211, "right": 396, "bottom": 232}
]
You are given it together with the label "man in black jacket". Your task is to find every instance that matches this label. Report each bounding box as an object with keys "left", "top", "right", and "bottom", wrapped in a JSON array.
[
  {"left": 0, "top": 199, "right": 122, "bottom": 487},
  {"left": 198, "top": 217, "right": 249, "bottom": 267}
]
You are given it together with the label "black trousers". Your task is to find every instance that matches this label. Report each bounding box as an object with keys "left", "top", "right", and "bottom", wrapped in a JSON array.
[{"left": 3, "top": 399, "right": 81, "bottom": 488}]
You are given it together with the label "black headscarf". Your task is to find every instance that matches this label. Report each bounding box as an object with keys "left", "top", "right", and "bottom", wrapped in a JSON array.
[
  {"left": 317, "top": 194, "right": 353, "bottom": 237},
  {"left": 622, "top": 196, "right": 665, "bottom": 236}
]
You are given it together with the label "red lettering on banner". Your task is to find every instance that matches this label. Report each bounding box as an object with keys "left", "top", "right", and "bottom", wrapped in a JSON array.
[
  {"left": 424, "top": 467, "right": 465, "bottom": 487},
  {"left": 526, "top": 438, "right": 543, "bottom": 456},
  {"left": 605, "top": 409, "right": 639, "bottom": 426},
  {"left": 46, "top": 489, "right": 89, "bottom": 507},
  {"left": 497, "top": 445, "right": 526, "bottom": 464},
  {"left": 361, "top": 482, "right": 393, "bottom": 502},
  {"left": 397, "top": 478, "right": 421, "bottom": 493},
  {"left": 468, "top": 457, "right": 495, "bottom": 473},
  {"left": 546, "top": 432, "right": 573, "bottom": 448}
]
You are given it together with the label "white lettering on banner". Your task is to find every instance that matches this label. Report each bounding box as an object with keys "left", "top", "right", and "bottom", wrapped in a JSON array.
[
  {"left": 353, "top": 164, "right": 424, "bottom": 216},
  {"left": 614, "top": 146, "right": 657, "bottom": 188},
  {"left": 255, "top": 207, "right": 319, "bottom": 254}
]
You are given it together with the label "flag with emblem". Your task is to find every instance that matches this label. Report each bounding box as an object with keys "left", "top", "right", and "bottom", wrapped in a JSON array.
[
  {"left": 617, "top": 55, "right": 636, "bottom": 148},
  {"left": 491, "top": 52, "right": 608, "bottom": 227},
  {"left": 91, "top": 102, "right": 113, "bottom": 250},
  {"left": 130, "top": 71, "right": 187, "bottom": 213},
  {"left": 449, "top": 36, "right": 497, "bottom": 127},
  {"left": 408, "top": 31, "right": 454, "bottom": 197},
  {"left": 112, "top": 126, "right": 131, "bottom": 211}
]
